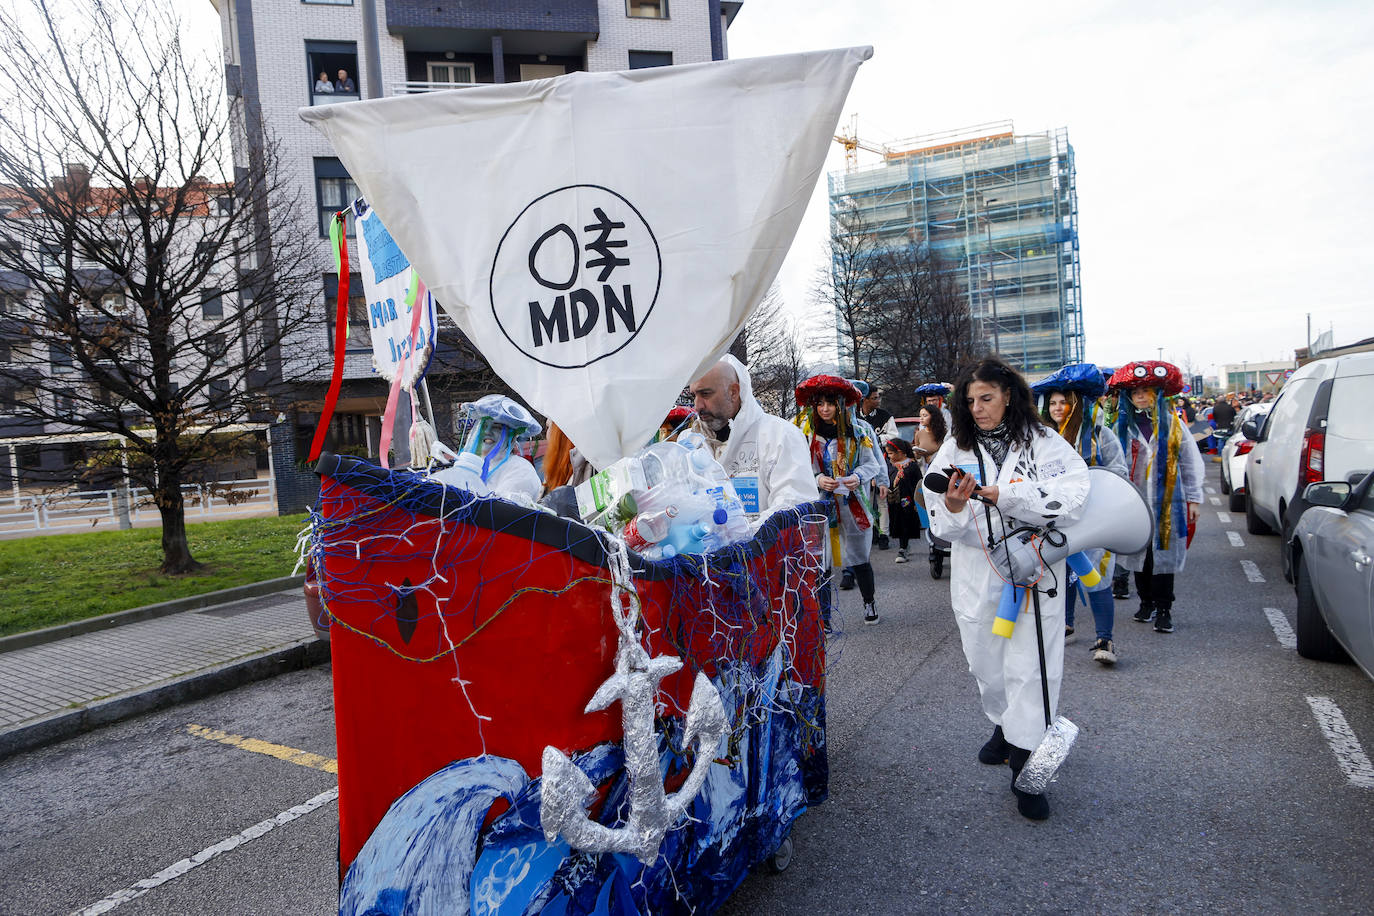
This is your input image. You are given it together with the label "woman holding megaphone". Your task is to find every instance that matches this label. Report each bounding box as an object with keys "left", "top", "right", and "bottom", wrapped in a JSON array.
[{"left": 922, "top": 357, "right": 1090, "bottom": 820}]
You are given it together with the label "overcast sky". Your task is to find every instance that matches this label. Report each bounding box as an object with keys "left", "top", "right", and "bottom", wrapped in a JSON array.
[
  {"left": 728, "top": 0, "right": 1374, "bottom": 377},
  {"left": 184, "top": 2, "right": 1373, "bottom": 379}
]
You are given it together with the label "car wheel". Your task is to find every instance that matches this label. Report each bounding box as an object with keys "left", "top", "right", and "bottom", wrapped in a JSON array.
[
  {"left": 1220, "top": 469, "right": 1231, "bottom": 495},
  {"left": 1294, "top": 555, "right": 1350, "bottom": 663},
  {"left": 1245, "top": 479, "right": 1274, "bottom": 535},
  {"left": 1228, "top": 489, "right": 1245, "bottom": 512}
]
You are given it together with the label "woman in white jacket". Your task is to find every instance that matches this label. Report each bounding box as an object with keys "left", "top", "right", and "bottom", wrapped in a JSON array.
[{"left": 924, "top": 357, "right": 1090, "bottom": 820}]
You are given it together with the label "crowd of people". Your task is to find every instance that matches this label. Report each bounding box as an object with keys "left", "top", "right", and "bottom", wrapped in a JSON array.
[{"left": 436, "top": 351, "right": 1217, "bottom": 823}]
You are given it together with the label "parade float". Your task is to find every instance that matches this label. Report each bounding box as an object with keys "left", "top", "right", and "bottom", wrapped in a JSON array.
[{"left": 299, "top": 48, "right": 871, "bottom": 914}]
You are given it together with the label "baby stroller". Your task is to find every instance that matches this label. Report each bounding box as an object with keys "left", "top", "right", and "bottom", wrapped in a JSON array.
[{"left": 928, "top": 532, "right": 950, "bottom": 579}]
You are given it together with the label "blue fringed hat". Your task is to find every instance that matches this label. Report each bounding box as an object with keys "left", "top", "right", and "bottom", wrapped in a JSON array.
[
  {"left": 1032, "top": 362, "right": 1107, "bottom": 401},
  {"left": 915, "top": 382, "right": 952, "bottom": 397}
]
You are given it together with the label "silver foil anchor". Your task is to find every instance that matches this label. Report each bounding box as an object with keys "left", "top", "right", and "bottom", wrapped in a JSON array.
[{"left": 540, "top": 538, "right": 727, "bottom": 864}]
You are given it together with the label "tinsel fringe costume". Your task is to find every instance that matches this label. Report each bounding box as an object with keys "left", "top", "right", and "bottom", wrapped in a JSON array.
[{"left": 797, "top": 408, "right": 877, "bottom": 569}]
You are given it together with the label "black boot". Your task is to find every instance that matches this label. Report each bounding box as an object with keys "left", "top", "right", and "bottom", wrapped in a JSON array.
[
  {"left": 1008, "top": 746, "right": 1050, "bottom": 821},
  {"left": 978, "top": 725, "right": 1010, "bottom": 765}
]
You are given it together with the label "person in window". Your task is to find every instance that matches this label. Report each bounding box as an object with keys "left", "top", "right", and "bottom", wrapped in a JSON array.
[
  {"left": 335, "top": 69, "right": 356, "bottom": 93},
  {"left": 314, "top": 71, "right": 334, "bottom": 94}
]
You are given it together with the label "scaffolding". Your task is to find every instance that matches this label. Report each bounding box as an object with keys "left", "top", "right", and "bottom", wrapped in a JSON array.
[{"left": 828, "top": 120, "right": 1083, "bottom": 374}]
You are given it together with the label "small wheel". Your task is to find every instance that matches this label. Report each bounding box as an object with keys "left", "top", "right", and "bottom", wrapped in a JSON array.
[{"left": 767, "top": 835, "right": 794, "bottom": 874}]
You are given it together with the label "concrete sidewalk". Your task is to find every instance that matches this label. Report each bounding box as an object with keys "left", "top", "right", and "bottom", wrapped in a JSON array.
[{"left": 0, "top": 584, "right": 328, "bottom": 759}]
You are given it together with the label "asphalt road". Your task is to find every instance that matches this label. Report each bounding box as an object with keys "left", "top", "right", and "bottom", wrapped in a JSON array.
[{"left": 3, "top": 482, "right": 1372, "bottom": 914}]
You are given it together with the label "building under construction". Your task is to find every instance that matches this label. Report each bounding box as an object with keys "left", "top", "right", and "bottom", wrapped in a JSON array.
[{"left": 828, "top": 121, "right": 1083, "bottom": 374}]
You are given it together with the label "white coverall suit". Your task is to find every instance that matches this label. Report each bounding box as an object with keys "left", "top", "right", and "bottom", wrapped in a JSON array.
[{"left": 924, "top": 428, "right": 1090, "bottom": 751}]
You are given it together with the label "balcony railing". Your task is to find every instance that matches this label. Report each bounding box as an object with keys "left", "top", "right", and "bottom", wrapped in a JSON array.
[{"left": 392, "top": 81, "right": 482, "bottom": 96}]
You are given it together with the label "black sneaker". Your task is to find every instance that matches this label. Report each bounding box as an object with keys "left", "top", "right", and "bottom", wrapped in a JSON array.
[
  {"left": 1154, "top": 609, "right": 1174, "bottom": 633},
  {"left": 863, "top": 602, "right": 879, "bottom": 625},
  {"left": 839, "top": 569, "right": 856, "bottom": 590},
  {"left": 978, "top": 725, "right": 1010, "bottom": 765},
  {"left": 1133, "top": 604, "right": 1154, "bottom": 623},
  {"left": 1091, "top": 638, "right": 1117, "bottom": 665},
  {"left": 877, "top": 535, "right": 891, "bottom": 551},
  {"left": 1112, "top": 578, "right": 1129, "bottom": 600}
]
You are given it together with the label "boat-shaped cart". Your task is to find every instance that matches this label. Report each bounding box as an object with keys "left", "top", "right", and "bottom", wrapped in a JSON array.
[{"left": 312, "top": 453, "right": 829, "bottom": 914}]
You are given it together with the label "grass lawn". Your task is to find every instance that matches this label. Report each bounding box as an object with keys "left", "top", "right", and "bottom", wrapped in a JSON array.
[{"left": 0, "top": 513, "right": 311, "bottom": 636}]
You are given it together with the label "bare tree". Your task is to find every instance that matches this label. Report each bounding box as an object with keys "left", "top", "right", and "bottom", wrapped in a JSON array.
[
  {"left": 734, "top": 285, "right": 824, "bottom": 420},
  {"left": 811, "top": 199, "right": 891, "bottom": 380},
  {"left": 0, "top": 0, "right": 324, "bottom": 572}
]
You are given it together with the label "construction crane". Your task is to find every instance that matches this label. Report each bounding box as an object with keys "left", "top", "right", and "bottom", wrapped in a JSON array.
[{"left": 833, "top": 114, "right": 887, "bottom": 170}]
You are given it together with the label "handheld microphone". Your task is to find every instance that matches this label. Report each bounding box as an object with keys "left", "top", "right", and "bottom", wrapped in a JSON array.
[{"left": 924, "top": 471, "right": 992, "bottom": 504}]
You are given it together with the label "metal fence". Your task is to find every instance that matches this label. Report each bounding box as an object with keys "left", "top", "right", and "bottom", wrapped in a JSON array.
[{"left": 0, "top": 477, "right": 277, "bottom": 537}]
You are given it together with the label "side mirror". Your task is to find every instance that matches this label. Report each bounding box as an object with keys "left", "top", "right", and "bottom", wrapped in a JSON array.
[
  {"left": 1304, "top": 481, "right": 1352, "bottom": 509},
  {"left": 1240, "top": 418, "right": 1259, "bottom": 440}
]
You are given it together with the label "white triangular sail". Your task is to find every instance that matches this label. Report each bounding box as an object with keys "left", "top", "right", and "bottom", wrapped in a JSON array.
[{"left": 302, "top": 47, "right": 871, "bottom": 468}]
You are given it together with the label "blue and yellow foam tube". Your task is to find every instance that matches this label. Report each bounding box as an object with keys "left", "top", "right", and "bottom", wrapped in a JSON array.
[
  {"left": 1065, "top": 552, "right": 1101, "bottom": 588},
  {"left": 993, "top": 582, "right": 1023, "bottom": 638}
]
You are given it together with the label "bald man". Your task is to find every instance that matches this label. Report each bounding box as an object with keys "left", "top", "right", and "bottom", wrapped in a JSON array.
[{"left": 689, "top": 355, "right": 818, "bottom": 524}]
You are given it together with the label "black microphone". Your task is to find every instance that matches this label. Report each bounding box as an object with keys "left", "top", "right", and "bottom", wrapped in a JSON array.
[{"left": 924, "top": 471, "right": 992, "bottom": 504}]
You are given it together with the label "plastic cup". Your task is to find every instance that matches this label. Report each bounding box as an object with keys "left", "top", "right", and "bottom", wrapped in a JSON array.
[{"left": 799, "top": 514, "right": 828, "bottom": 557}]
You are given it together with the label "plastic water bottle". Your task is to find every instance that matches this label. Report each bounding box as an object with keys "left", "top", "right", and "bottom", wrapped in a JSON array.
[{"left": 624, "top": 510, "right": 671, "bottom": 551}]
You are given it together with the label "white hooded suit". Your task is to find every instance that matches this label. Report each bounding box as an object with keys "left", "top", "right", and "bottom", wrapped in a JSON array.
[
  {"left": 695, "top": 355, "right": 819, "bottom": 525},
  {"left": 924, "top": 427, "right": 1090, "bottom": 750}
]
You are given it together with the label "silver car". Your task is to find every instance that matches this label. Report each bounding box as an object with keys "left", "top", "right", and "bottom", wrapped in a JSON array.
[{"left": 1291, "top": 473, "right": 1374, "bottom": 680}]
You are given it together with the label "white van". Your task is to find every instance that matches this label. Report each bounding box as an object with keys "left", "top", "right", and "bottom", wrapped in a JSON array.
[{"left": 1242, "top": 350, "right": 1374, "bottom": 578}]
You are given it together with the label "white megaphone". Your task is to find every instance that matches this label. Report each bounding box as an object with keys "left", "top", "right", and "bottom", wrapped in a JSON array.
[{"left": 991, "top": 467, "right": 1153, "bottom": 589}]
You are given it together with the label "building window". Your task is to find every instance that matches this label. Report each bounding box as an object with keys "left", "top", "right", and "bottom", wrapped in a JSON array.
[
  {"left": 627, "top": 0, "right": 668, "bottom": 18},
  {"left": 50, "top": 342, "right": 73, "bottom": 372},
  {"left": 427, "top": 60, "right": 475, "bottom": 85},
  {"left": 324, "top": 272, "right": 369, "bottom": 353},
  {"left": 306, "top": 40, "right": 359, "bottom": 105},
  {"left": 628, "top": 51, "right": 673, "bottom": 69},
  {"left": 315, "top": 158, "right": 359, "bottom": 238},
  {"left": 208, "top": 379, "right": 233, "bottom": 408},
  {"left": 303, "top": 0, "right": 352, "bottom": 4},
  {"left": 201, "top": 288, "right": 223, "bottom": 318}
]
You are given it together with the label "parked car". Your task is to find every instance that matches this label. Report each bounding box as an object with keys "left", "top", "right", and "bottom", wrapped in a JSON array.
[
  {"left": 1289, "top": 473, "right": 1374, "bottom": 679},
  {"left": 1242, "top": 352, "right": 1374, "bottom": 581},
  {"left": 1219, "top": 402, "right": 1272, "bottom": 511},
  {"left": 893, "top": 416, "right": 921, "bottom": 445}
]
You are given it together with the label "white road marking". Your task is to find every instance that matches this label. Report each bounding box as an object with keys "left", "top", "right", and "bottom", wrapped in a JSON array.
[
  {"left": 1206, "top": 485, "right": 1216, "bottom": 494},
  {"left": 74, "top": 787, "right": 338, "bottom": 914},
  {"left": 1306, "top": 696, "right": 1374, "bottom": 789},
  {"left": 1217, "top": 511, "right": 1233, "bottom": 524},
  {"left": 1262, "top": 607, "right": 1296, "bottom": 648},
  {"left": 1241, "top": 559, "right": 1265, "bottom": 582},
  {"left": 1227, "top": 531, "right": 1245, "bottom": 548},
  {"left": 1209, "top": 496, "right": 1222, "bottom": 506}
]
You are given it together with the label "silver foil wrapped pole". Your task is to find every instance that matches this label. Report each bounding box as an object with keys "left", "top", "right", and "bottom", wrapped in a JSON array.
[
  {"left": 540, "top": 536, "right": 727, "bottom": 864},
  {"left": 1014, "top": 715, "right": 1078, "bottom": 794}
]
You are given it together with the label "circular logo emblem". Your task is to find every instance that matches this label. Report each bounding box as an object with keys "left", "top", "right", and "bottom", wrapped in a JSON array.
[{"left": 490, "top": 185, "right": 661, "bottom": 369}]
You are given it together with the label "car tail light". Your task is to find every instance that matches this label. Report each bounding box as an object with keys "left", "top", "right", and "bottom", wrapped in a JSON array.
[
  {"left": 1235, "top": 440, "right": 1254, "bottom": 456},
  {"left": 1300, "top": 430, "right": 1325, "bottom": 489}
]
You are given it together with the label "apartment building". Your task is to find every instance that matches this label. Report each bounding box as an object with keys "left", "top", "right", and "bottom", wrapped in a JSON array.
[
  {"left": 828, "top": 121, "right": 1084, "bottom": 375},
  {"left": 212, "top": 0, "right": 744, "bottom": 510}
]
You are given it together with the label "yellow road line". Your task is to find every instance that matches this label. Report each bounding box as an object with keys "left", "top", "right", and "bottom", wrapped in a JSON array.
[{"left": 187, "top": 724, "right": 337, "bottom": 774}]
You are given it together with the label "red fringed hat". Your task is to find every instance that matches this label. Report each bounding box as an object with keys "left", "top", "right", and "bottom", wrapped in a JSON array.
[
  {"left": 1109, "top": 360, "right": 1184, "bottom": 396},
  {"left": 795, "top": 374, "right": 861, "bottom": 407},
  {"left": 664, "top": 405, "right": 694, "bottom": 425}
]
